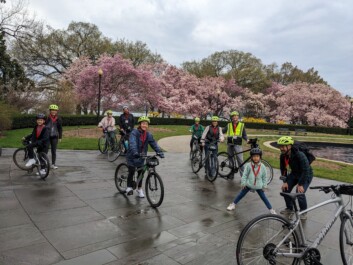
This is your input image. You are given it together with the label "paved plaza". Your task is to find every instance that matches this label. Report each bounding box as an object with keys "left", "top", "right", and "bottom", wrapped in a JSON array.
[{"left": 0, "top": 137, "right": 348, "bottom": 265}]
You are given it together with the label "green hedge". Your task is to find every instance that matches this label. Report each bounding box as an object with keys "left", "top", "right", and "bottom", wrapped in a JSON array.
[{"left": 11, "top": 115, "right": 353, "bottom": 135}]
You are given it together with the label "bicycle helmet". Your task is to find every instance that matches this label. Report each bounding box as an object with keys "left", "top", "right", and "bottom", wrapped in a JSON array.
[
  {"left": 106, "top": 110, "right": 113, "bottom": 115},
  {"left": 277, "top": 136, "right": 294, "bottom": 145},
  {"left": 211, "top": 116, "right": 219, "bottom": 121},
  {"left": 36, "top": 113, "right": 46, "bottom": 120},
  {"left": 195, "top": 117, "right": 200, "bottom": 122},
  {"left": 138, "top": 116, "right": 150, "bottom": 124},
  {"left": 122, "top": 105, "right": 129, "bottom": 110},
  {"left": 250, "top": 147, "right": 262, "bottom": 157},
  {"left": 49, "top": 104, "right": 59, "bottom": 110},
  {"left": 230, "top": 111, "right": 239, "bottom": 117}
]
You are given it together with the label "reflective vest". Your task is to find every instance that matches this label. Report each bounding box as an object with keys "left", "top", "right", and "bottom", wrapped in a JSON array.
[{"left": 227, "top": 122, "right": 244, "bottom": 137}]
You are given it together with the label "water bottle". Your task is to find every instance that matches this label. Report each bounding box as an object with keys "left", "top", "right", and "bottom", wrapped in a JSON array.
[{"left": 124, "top": 140, "right": 129, "bottom": 149}]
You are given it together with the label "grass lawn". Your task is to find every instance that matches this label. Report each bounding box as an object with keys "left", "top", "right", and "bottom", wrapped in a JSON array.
[{"left": 1, "top": 125, "right": 353, "bottom": 183}]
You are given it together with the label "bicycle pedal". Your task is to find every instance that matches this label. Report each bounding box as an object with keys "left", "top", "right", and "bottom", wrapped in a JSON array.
[{"left": 127, "top": 190, "right": 133, "bottom": 195}]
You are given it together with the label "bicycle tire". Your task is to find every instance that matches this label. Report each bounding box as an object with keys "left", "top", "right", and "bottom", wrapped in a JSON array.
[
  {"left": 261, "top": 159, "right": 274, "bottom": 185},
  {"left": 206, "top": 153, "right": 218, "bottom": 182},
  {"left": 236, "top": 214, "right": 301, "bottom": 265},
  {"left": 108, "top": 141, "right": 122, "bottom": 162},
  {"left": 145, "top": 172, "right": 164, "bottom": 208},
  {"left": 98, "top": 136, "right": 108, "bottom": 154},
  {"left": 339, "top": 214, "right": 353, "bottom": 264},
  {"left": 189, "top": 141, "right": 198, "bottom": 160},
  {"left": 191, "top": 150, "right": 202, "bottom": 173},
  {"left": 115, "top": 163, "right": 129, "bottom": 193},
  {"left": 217, "top": 152, "right": 233, "bottom": 178},
  {"left": 13, "top": 148, "right": 32, "bottom": 170},
  {"left": 37, "top": 152, "right": 50, "bottom": 180}
]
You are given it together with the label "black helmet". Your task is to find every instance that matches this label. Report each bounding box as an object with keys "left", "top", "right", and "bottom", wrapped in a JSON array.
[
  {"left": 36, "top": 113, "right": 46, "bottom": 120},
  {"left": 250, "top": 147, "right": 262, "bottom": 157}
]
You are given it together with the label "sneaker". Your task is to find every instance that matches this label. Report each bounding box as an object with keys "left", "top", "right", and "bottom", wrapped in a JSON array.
[
  {"left": 126, "top": 187, "right": 133, "bottom": 195},
  {"left": 300, "top": 213, "right": 307, "bottom": 220},
  {"left": 280, "top": 208, "right": 294, "bottom": 215},
  {"left": 137, "top": 189, "right": 145, "bottom": 198},
  {"left": 270, "top": 209, "right": 277, "bottom": 215},
  {"left": 227, "top": 202, "right": 236, "bottom": 211},
  {"left": 51, "top": 164, "right": 58, "bottom": 169},
  {"left": 36, "top": 169, "right": 46, "bottom": 176},
  {"left": 25, "top": 159, "right": 36, "bottom": 167}
]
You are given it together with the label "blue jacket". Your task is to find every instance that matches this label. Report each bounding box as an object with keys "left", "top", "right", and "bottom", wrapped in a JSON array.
[{"left": 126, "top": 128, "right": 162, "bottom": 167}]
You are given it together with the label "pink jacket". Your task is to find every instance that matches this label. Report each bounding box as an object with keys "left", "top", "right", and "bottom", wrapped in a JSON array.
[{"left": 98, "top": 117, "right": 116, "bottom": 132}]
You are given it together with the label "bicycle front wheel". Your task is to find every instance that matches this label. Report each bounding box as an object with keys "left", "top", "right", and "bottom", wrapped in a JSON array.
[
  {"left": 108, "top": 141, "right": 122, "bottom": 162},
  {"left": 13, "top": 148, "right": 31, "bottom": 170},
  {"left": 37, "top": 152, "right": 50, "bottom": 180},
  {"left": 261, "top": 159, "right": 274, "bottom": 185},
  {"left": 191, "top": 150, "right": 202, "bottom": 174},
  {"left": 98, "top": 136, "right": 108, "bottom": 154},
  {"left": 236, "top": 214, "right": 301, "bottom": 265},
  {"left": 145, "top": 172, "right": 164, "bottom": 208},
  {"left": 115, "top": 163, "right": 129, "bottom": 193},
  {"left": 206, "top": 153, "right": 218, "bottom": 182},
  {"left": 340, "top": 214, "right": 353, "bottom": 264},
  {"left": 217, "top": 152, "right": 233, "bottom": 178}
]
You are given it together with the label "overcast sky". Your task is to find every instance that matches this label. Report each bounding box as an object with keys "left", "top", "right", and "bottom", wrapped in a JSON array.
[{"left": 26, "top": 0, "right": 353, "bottom": 96}]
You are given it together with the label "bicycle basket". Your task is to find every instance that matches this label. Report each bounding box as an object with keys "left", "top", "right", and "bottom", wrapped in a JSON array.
[
  {"left": 146, "top": 157, "right": 159, "bottom": 167},
  {"left": 340, "top": 185, "right": 353, "bottom": 196},
  {"left": 208, "top": 144, "right": 217, "bottom": 151}
]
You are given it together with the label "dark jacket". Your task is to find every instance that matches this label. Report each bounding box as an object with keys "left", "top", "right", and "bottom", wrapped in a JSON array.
[
  {"left": 280, "top": 147, "right": 313, "bottom": 185},
  {"left": 126, "top": 128, "right": 162, "bottom": 167},
  {"left": 25, "top": 125, "right": 50, "bottom": 149},
  {"left": 45, "top": 116, "right": 63, "bottom": 139},
  {"left": 119, "top": 113, "right": 135, "bottom": 133}
]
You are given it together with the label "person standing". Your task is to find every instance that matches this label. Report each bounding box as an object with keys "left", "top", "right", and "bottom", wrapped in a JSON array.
[{"left": 46, "top": 104, "right": 63, "bottom": 169}]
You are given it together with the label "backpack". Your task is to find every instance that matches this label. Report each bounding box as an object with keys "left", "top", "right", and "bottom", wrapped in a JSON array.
[{"left": 292, "top": 141, "right": 316, "bottom": 165}]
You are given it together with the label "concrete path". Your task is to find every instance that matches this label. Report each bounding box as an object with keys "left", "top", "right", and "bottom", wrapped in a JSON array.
[{"left": 0, "top": 145, "right": 348, "bottom": 265}]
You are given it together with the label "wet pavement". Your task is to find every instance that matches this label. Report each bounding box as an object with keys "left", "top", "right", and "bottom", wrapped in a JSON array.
[{"left": 0, "top": 146, "right": 348, "bottom": 265}]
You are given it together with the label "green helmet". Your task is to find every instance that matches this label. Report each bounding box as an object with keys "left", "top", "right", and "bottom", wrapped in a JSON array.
[
  {"left": 195, "top": 117, "right": 200, "bottom": 122},
  {"left": 277, "top": 136, "right": 294, "bottom": 145},
  {"left": 230, "top": 111, "right": 239, "bottom": 117},
  {"left": 49, "top": 104, "right": 59, "bottom": 110},
  {"left": 106, "top": 110, "right": 113, "bottom": 115},
  {"left": 211, "top": 116, "right": 219, "bottom": 121},
  {"left": 138, "top": 116, "right": 150, "bottom": 124}
]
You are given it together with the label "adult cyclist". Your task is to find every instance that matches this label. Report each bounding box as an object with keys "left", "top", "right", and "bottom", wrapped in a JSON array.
[{"left": 98, "top": 110, "right": 116, "bottom": 147}]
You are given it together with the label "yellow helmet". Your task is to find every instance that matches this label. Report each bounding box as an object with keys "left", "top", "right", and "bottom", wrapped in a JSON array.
[
  {"left": 49, "top": 104, "right": 59, "bottom": 110},
  {"left": 106, "top": 110, "right": 113, "bottom": 115},
  {"left": 211, "top": 116, "right": 219, "bottom": 121}
]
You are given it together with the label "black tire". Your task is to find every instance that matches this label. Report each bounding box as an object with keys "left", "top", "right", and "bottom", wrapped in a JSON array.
[
  {"left": 217, "top": 152, "right": 233, "bottom": 178},
  {"left": 114, "top": 163, "right": 129, "bottom": 193},
  {"left": 340, "top": 214, "right": 353, "bottom": 264},
  {"left": 191, "top": 150, "right": 202, "bottom": 174},
  {"left": 236, "top": 214, "right": 301, "bottom": 265},
  {"left": 145, "top": 172, "right": 164, "bottom": 208},
  {"left": 206, "top": 152, "right": 218, "bottom": 182},
  {"left": 261, "top": 159, "right": 274, "bottom": 185},
  {"left": 13, "top": 148, "right": 32, "bottom": 170},
  {"left": 37, "top": 152, "right": 50, "bottom": 180},
  {"left": 108, "top": 141, "right": 122, "bottom": 162},
  {"left": 189, "top": 141, "right": 198, "bottom": 160},
  {"left": 98, "top": 136, "right": 108, "bottom": 154}
]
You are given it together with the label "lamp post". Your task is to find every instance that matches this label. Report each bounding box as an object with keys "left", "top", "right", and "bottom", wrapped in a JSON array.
[{"left": 97, "top": 68, "right": 103, "bottom": 123}]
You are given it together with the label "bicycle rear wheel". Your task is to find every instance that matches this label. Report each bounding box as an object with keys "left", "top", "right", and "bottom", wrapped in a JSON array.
[
  {"left": 191, "top": 150, "right": 202, "bottom": 173},
  {"left": 115, "top": 163, "right": 129, "bottom": 193},
  {"left": 13, "top": 148, "right": 31, "bottom": 170},
  {"left": 206, "top": 153, "right": 218, "bottom": 182},
  {"left": 261, "top": 159, "right": 274, "bottom": 185},
  {"left": 217, "top": 152, "right": 233, "bottom": 178},
  {"left": 236, "top": 214, "right": 301, "bottom": 265},
  {"left": 37, "top": 152, "right": 50, "bottom": 180},
  {"left": 145, "top": 172, "right": 164, "bottom": 208},
  {"left": 340, "top": 214, "right": 353, "bottom": 264},
  {"left": 98, "top": 136, "right": 108, "bottom": 154}
]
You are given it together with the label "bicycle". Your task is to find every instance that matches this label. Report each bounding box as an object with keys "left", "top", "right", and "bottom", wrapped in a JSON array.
[
  {"left": 191, "top": 140, "right": 219, "bottom": 182},
  {"left": 217, "top": 138, "right": 273, "bottom": 184},
  {"left": 107, "top": 130, "right": 129, "bottom": 162},
  {"left": 236, "top": 184, "right": 353, "bottom": 265},
  {"left": 98, "top": 126, "right": 117, "bottom": 154},
  {"left": 114, "top": 154, "right": 164, "bottom": 208},
  {"left": 13, "top": 139, "right": 50, "bottom": 180},
  {"left": 189, "top": 134, "right": 202, "bottom": 160}
]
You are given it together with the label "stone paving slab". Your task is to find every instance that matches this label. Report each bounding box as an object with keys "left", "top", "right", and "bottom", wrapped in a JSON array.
[{"left": 0, "top": 146, "right": 349, "bottom": 264}]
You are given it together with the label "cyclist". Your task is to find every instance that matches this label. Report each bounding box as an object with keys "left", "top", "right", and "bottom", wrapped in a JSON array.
[
  {"left": 24, "top": 113, "right": 50, "bottom": 174},
  {"left": 189, "top": 117, "right": 204, "bottom": 152},
  {"left": 126, "top": 116, "right": 164, "bottom": 198},
  {"left": 277, "top": 136, "right": 313, "bottom": 220},
  {"left": 98, "top": 110, "right": 116, "bottom": 147},
  {"left": 119, "top": 106, "right": 135, "bottom": 135},
  {"left": 227, "top": 148, "right": 276, "bottom": 214},
  {"left": 45, "top": 104, "right": 62, "bottom": 169},
  {"left": 201, "top": 116, "right": 224, "bottom": 176},
  {"left": 222, "top": 111, "right": 249, "bottom": 179}
]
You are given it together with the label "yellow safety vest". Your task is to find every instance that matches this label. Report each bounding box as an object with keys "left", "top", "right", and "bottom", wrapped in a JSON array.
[{"left": 227, "top": 122, "right": 244, "bottom": 137}]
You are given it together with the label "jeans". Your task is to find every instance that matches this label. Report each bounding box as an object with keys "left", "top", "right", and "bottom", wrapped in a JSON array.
[
  {"left": 228, "top": 144, "right": 244, "bottom": 176},
  {"left": 283, "top": 174, "right": 311, "bottom": 211},
  {"left": 107, "top": 131, "right": 116, "bottom": 147},
  {"left": 234, "top": 186, "right": 272, "bottom": 209}
]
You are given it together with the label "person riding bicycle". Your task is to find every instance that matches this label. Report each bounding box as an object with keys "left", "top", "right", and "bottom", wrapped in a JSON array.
[
  {"left": 200, "top": 116, "right": 224, "bottom": 176},
  {"left": 98, "top": 110, "right": 117, "bottom": 147},
  {"left": 222, "top": 111, "right": 249, "bottom": 179},
  {"left": 23, "top": 114, "right": 50, "bottom": 174},
  {"left": 119, "top": 106, "right": 135, "bottom": 135},
  {"left": 227, "top": 147, "right": 276, "bottom": 214},
  {"left": 45, "top": 104, "right": 62, "bottom": 169},
  {"left": 277, "top": 136, "right": 313, "bottom": 220},
  {"left": 126, "top": 116, "right": 164, "bottom": 198},
  {"left": 189, "top": 117, "right": 204, "bottom": 152}
]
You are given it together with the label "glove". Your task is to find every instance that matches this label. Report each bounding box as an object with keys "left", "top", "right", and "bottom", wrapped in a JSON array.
[
  {"left": 133, "top": 153, "right": 140, "bottom": 159},
  {"left": 157, "top": 152, "right": 165, "bottom": 158}
]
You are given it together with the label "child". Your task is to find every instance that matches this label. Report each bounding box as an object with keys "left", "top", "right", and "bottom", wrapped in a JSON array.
[
  {"left": 226, "top": 147, "right": 276, "bottom": 214},
  {"left": 126, "top": 116, "right": 164, "bottom": 198},
  {"left": 98, "top": 110, "right": 116, "bottom": 146},
  {"left": 189, "top": 117, "right": 204, "bottom": 152},
  {"left": 46, "top": 104, "right": 63, "bottom": 169}
]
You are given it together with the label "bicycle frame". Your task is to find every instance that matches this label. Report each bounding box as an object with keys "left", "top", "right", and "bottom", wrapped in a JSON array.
[{"left": 133, "top": 158, "right": 156, "bottom": 188}]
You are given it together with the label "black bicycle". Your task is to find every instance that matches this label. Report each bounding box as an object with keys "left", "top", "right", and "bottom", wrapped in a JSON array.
[
  {"left": 13, "top": 139, "right": 50, "bottom": 180},
  {"left": 189, "top": 134, "right": 202, "bottom": 160},
  {"left": 108, "top": 130, "right": 129, "bottom": 162},
  {"left": 98, "top": 126, "right": 117, "bottom": 154},
  {"left": 217, "top": 138, "right": 273, "bottom": 184},
  {"left": 114, "top": 154, "right": 164, "bottom": 208}
]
